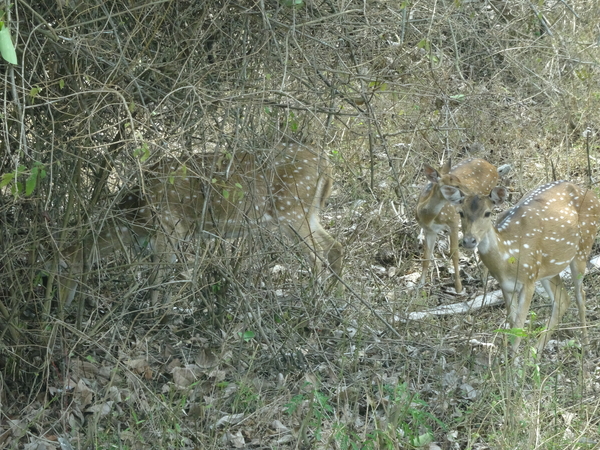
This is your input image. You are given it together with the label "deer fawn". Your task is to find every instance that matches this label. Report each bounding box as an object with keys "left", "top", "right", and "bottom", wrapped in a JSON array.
[
  {"left": 441, "top": 181, "right": 600, "bottom": 354},
  {"left": 58, "top": 143, "right": 343, "bottom": 306},
  {"left": 416, "top": 158, "right": 502, "bottom": 293}
]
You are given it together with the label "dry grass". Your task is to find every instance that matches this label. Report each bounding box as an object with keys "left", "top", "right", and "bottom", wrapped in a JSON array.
[{"left": 2, "top": 0, "right": 600, "bottom": 448}]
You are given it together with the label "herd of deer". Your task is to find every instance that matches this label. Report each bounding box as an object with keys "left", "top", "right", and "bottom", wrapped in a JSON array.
[
  {"left": 59, "top": 142, "right": 600, "bottom": 355},
  {"left": 416, "top": 157, "right": 600, "bottom": 354}
]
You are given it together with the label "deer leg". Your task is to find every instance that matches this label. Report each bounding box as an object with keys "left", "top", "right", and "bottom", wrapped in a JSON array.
[
  {"left": 284, "top": 209, "right": 346, "bottom": 293},
  {"left": 59, "top": 221, "right": 128, "bottom": 308},
  {"left": 537, "top": 275, "right": 570, "bottom": 354},
  {"left": 498, "top": 286, "right": 519, "bottom": 350},
  {"left": 448, "top": 225, "right": 462, "bottom": 293},
  {"left": 313, "top": 228, "right": 343, "bottom": 279},
  {"left": 147, "top": 231, "right": 179, "bottom": 307},
  {"left": 284, "top": 220, "right": 323, "bottom": 280},
  {"left": 328, "top": 239, "right": 343, "bottom": 280},
  {"left": 310, "top": 175, "right": 343, "bottom": 284},
  {"left": 58, "top": 245, "right": 84, "bottom": 309},
  {"left": 508, "top": 282, "right": 536, "bottom": 352},
  {"left": 312, "top": 226, "right": 343, "bottom": 290},
  {"left": 307, "top": 210, "right": 342, "bottom": 276},
  {"left": 500, "top": 284, "right": 518, "bottom": 326},
  {"left": 420, "top": 231, "right": 437, "bottom": 286},
  {"left": 569, "top": 259, "right": 589, "bottom": 349}
]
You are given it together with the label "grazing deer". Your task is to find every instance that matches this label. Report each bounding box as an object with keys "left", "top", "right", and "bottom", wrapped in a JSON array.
[
  {"left": 441, "top": 181, "right": 600, "bottom": 354},
  {"left": 416, "top": 158, "right": 502, "bottom": 293},
  {"left": 58, "top": 143, "right": 343, "bottom": 307}
]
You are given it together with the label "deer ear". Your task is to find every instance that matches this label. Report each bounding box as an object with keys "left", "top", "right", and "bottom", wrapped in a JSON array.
[
  {"left": 441, "top": 158, "right": 452, "bottom": 175},
  {"left": 424, "top": 165, "right": 440, "bottom": 183},
  {"left": 440, "top": 185, "right": 463, "bottom": 204},
  {"left": 490, "top": 186, "right": 507, "bottom": 204},
  {"left": 497, "top": 164, "right": 511, "bottom": 178}
]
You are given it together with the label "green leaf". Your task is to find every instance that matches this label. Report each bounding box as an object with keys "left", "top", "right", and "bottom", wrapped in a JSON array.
[
  {"left": 34, "top": 162, "right": 46, "bottom": 179},
  {"left": 14, "top": 181, "right": 24, "bottom": 195},
  {"left": 495, "top": 327, "right": 528, "bottom": 338},
  {"left": 279, "top": 0, "right": 303, "bottom": 7},
  {"left": 25, "top": 168, "right": 38, "bottom": 196},
  {"left": 0, "top": 24, "right": 17, "bottom": 65},
  {"left": 411, "top": 432, "right": 434, "bottom": 447},
  {"left": 29, "top": 86, "right": 41, "bottom": 101},
  {"left": 133, "top": 143, "right": 150, "bottom": 162},
  {"left": 59, "top": 79, "right": 65, "bottom": 89},
  {"left": 238, "top": 330, "right": 255, "bottom": 342},
  {"left": 0, "top": 172, "right": 14, "bottom": 188},
  {"left": 222, "top": 189, "right": 229, "bottom": 200}
]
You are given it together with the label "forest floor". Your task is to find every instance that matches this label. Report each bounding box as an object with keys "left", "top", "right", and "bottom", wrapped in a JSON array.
[{"left": 3, "top": 172, "right": 600, "bottom": 450}]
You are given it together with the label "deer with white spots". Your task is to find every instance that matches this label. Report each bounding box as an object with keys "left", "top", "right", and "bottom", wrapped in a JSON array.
[
  {"left": 441, "top": 180, "right": 600, "bottom": 354},
  {"left": 59, "top": 143, "right": 343, "bottom": 306},
  {"left": 416, "top": 158, "right": 503, "bottom": 293}
]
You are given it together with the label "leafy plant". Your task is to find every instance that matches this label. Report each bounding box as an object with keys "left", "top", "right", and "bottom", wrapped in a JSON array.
[
  {"left": 133, "top": 142, "right": 150, "bottom": 162},
  {"left": 231, "top": 382, "right": 262, "bottom": 413},
  {"left": 0, "top": 162, "right": 47, "bottom": 196},
  {"left": 285, "top": 383, "right": 333, "bottom": 441},
  {"left": 238, "top": 330, "right": 255, "bottom": 342},
  {"left": 376, "top": 383, "right": 445, "bottom": 447}
]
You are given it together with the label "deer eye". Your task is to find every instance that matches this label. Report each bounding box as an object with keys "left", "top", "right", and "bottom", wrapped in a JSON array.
[{"left": 484, "top": 211, "right": 491, "bottom": 218}]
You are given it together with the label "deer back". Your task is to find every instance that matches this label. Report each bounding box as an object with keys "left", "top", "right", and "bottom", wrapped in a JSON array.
[
  {"left": 58, "top": 142, "right": 342, "bottom": 307},
  {"left": 450, "top": 158, "right": 500, "bottom": 195},
  {"left": 127, "top": 143, "right": 332, "bottom": 242},
  {"left": 457, "top": 181, "right": 600, "bottom": 283}
]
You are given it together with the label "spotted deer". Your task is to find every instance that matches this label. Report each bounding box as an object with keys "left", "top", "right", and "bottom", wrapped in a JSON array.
[
  {"left": 441, "top": 181, "right": 600, "bottom": 354},
  {"left": 416, "top": 158, "right": 503, "bottom": 293},
  {"left": 59, "top": 143, "right": 343, "bottom": 306}
]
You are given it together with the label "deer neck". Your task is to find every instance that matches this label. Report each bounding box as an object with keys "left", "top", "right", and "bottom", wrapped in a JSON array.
[
  {"left": 417, "top": 183, "right": 449, "bottom": 225},
  {"left": 477, "top": 225, "right": 517, "bottom": 277}
]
